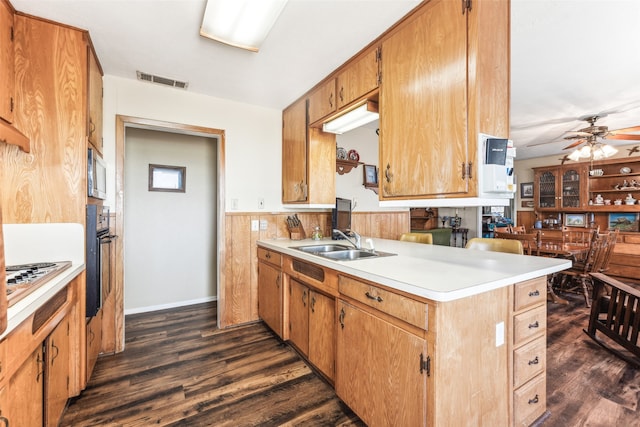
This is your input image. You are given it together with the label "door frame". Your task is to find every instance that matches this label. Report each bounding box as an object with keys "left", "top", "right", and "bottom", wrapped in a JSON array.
[{"left": 114, "top": 115, "right": 226, "bottom": 352}]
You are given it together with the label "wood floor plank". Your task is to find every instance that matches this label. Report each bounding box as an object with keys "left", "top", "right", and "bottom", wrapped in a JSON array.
[{"left": 60, "top": 295, "right": 640, "bottom": 426}]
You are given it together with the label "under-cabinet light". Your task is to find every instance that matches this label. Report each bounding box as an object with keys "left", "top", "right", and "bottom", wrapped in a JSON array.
[
  {"left": 322, "top": 101, "right": 379, "bottom": 135},
  {"left": 200, "top": 0, "right": 288, "bottom": 52}
]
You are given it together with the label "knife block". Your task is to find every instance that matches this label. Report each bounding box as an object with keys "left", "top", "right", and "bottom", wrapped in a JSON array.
[{"left": 288, "top": 224, "right": 306, "bottom": 240}]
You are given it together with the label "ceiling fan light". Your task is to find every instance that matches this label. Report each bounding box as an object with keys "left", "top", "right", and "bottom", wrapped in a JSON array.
[
  {"left": 200, "top": 0, "right": 288, "bottom": 52},
  {"left": 567, "top": 149, "right": 583, "bottom": 162},
  {"left": 579, "top": 145, "right": 592, "bottom": 158},
  {"left": 601, "top": 144, "right": 618, "bottom": 157}
]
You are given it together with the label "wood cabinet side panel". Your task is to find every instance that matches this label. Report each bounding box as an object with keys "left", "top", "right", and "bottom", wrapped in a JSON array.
[
  {"left": 432, "top": 286, "right": 510, "bottom": 426},
  {"left": 306, "top": 128, "right": 335, "bottom": 205}
]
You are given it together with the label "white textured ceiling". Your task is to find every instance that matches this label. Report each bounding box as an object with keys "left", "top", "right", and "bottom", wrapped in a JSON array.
[{"left": 10, "top": 0, "right": 640, "bottom": 160}]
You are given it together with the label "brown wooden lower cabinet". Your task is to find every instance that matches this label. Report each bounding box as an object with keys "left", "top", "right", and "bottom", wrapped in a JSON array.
[
  {"left": 0, "top": 346, "right": 44, "bottom": 426},
  {"left": 257, "top": 246, "right": 549, "bottom": 426},
  {"left": 45, "top": 316, "right": 70, "bottom": 427},
  {"left": 336, "top": 300, "right": 427, "bottom": 426}
]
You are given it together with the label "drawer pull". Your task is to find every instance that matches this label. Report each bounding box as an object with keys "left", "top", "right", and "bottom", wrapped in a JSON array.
[
  {"left": 528, "top": 394, "right": 539, "bottom": 405},
  {"left": 528, "top": 356, "right": 539, "bottom": 365},
  {"left": 339, "top": 307, "right": 345, "bottom": 329},
  {"left": 365, "top": 291, "right": 383, "bottom": 302},
  {"left": 265, "top": 252, "right": 271, "bottom": 259},
  {"left": 528, "top": 290, "right": 540, "bottom": 297},
  {"left": 528, "top": 321, "right": 539, "bottom": 329}
]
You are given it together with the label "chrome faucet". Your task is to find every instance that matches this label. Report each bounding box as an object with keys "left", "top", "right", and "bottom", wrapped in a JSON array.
[{"left": 333, "top": 229, "right": 361, "bottom": 249}]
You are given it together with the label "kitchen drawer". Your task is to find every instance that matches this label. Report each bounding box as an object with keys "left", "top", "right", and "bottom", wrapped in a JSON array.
[
  {"left": 514, "top": 277, "right": 546, "bottom": 311},
  {"left": 338, "top": 275, "right": 427, "bottom": 330},
  {"left": 513, "top": 374, "right": 546, "bottom": 427},
  {"left": 258, "top": 247, "right": 282, "bottom": 267},
  {"left": 513, "top": 305, "right": 546, "bottom": 347},
  {"left": 513, "top": 336, "right": 546, "bottom": 388}
]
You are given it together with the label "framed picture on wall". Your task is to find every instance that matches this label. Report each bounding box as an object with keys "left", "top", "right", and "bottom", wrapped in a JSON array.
[
  {"left": 520, "top": 182, "right": 533, "bottom": 198},
  {"left": 363, "top": 164, "right": 378, "bottom": 186},
  {"left": 149, "top": 164, "right": 186, "bottom": 192},
  {"left": 608, "top": 213, "right": 639, "bottom": 232},
  {"left": 564, "top": 213, "right": 586, "bottom": 227}
]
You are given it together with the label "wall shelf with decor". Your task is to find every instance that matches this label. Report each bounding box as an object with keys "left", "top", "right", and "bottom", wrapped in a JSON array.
[
  {"left": 587, "top": 157, "right": 640, "bottom": 212},
  {"left": 336, "top": 159, "right": 362, "bottom": 175}
]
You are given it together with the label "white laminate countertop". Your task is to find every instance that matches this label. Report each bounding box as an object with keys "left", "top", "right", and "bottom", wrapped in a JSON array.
[
  {"left": 2, "top": 223, "right": 86, "bottom": 340},
  {"left": 257, "top": 237, "right": 572, "bottom": 302}
]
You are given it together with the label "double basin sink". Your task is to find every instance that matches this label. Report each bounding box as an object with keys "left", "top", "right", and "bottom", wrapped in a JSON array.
[{"left": 291, "top": 243, "right": 396, "bottom": 261}]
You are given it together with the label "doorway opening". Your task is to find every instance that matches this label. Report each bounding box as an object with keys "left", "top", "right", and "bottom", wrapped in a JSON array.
[{"left": 114, "top": 115, "right": 225, "bottom": 352}]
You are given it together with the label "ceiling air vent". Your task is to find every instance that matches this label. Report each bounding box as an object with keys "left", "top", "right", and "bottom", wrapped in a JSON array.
[{"left": 136, "top": 71, "right": 189, "bottom": 89}]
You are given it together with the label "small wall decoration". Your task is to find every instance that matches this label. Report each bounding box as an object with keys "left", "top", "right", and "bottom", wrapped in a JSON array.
[
  {"left": 363, "top": 164, "right": 378, "bottom": 186},
  {"left": 149, "top": 164, "right": 186, "bottom": 192},
  {"left": 564, "top": 213, "right": 586, "bottom": 227},
  {"left": 608, "top": 213, "right": 639, "bottom": 232},
  {"left": 520, "top": 182, "right": 533, "bottom": 198}
]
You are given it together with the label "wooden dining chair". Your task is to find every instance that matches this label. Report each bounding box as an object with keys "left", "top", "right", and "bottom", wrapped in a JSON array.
[
  {"left": 400, "top": 232, "right": 433, "bottom": 245},
  {"left": 494, "top": 231, "right": 541, "bottom": 255},
  {"left": 558, "top": 233, "right": 607, "bottom": 307},
  {"left": 493, "top": 225, "right": 511, "bottom": 234},
  {"left": 584, "top": 273, "right": 640, "bottom": 367},
  {"left": 510, "top": 225, "right": 526, "bottom": 234},
  {"left": 465, "top": 238, "right": 523, "bottom": 255}
]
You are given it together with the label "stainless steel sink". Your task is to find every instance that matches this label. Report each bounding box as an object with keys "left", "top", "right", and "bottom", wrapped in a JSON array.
[
  {"left": 291, "top": 244, "right": 395, "bottom": 261},
  {"left": 291, "top": 244, "right": 352, "bottom": 253}
]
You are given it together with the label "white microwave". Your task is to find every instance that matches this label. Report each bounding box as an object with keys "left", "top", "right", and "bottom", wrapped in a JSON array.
[{"left": 88, "top": 148, "right": 107, "bottom": 200}]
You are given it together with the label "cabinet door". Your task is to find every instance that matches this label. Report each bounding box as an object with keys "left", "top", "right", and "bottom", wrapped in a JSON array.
[
  {"left": 308, "top": 291, "right": 335, "bottom": 380},
  {"left": 86, "top": 309, "right": 102, "bottom": 381},
  {"left": 336, "top": 300, "right": 427, "bottom": 426},
  {"left": 258, "top": 261, "right": 283, "bottom": 338},
  {"left": 0, "top": 346, "right": 44, "bottom": 426},
  {"left": 308, "top": 78, "right": 335, "bottom": 124},
  {"left": 535, "top": 169, "right": 558, "bottom": 210},
  {"left": 561, "top": 166, "right": 585, "bottom": 209},
  {"left": 45, "top": 317, "right": 70, "bottom": 427},
  {"left": 336, "top": 47, "right": 379, "bottom": 109},
  {"left": 87, "top": 46, "right": 103, "bottom": 153},
  {"left": 282, "top": 98, "right": 308, "bottom": 203},
  {"left": 0, "top": 0, "right": 14, "bottom": 123},
  {"left": 288, "top": 279, "right": 309, "bottom": 356},
  {"left": 380, "top": 0, "right": 468, "bottom": 199}
]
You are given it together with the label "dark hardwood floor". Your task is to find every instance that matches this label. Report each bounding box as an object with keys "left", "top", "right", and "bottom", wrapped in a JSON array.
[{"left": 61, "top": 292, "right": 639, "bottom": 426}]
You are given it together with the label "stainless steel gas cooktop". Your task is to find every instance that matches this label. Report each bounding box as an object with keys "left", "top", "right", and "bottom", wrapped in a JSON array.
[{"left": 6, "top": 261, "right": 72, "bottom": 306}]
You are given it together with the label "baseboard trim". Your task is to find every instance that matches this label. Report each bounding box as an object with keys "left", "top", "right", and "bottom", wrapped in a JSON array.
[{"left": 124, "top": 296, "right": 218, "bottom": 315}]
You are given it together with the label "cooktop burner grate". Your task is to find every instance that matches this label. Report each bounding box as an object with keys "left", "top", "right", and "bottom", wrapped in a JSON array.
[
  {"left": 5, "top": 261, "right": 72, "bottom": 306},
  {"left": 6, "top": 262, "right": 56, "bottom": 271}
]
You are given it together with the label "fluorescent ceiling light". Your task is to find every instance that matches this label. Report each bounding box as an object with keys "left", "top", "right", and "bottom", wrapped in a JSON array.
[
  {"left": 323, "top": 101, "right": 379, "bottom": 135},
  {"left": 200, "top": 0, "right": 288, "bottom": 52}
]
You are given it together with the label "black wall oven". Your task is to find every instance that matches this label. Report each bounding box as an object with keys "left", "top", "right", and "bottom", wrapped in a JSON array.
[{"left": 86, "top": 204, "right": 113, "bottom": 317}]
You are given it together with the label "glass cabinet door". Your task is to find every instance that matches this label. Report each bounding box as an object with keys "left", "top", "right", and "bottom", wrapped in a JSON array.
[
  {"left": 562, "top": 169, "right": 581, "bottom": 208},
  {"left": 538, "top": 171, "right": 557, "bottom": 208}
]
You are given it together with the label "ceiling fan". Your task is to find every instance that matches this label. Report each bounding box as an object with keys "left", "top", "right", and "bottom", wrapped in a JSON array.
[
  {"left": 561, "top": 115, "right": 640, "bottom": 150},
  {"left": 526, "top": 115, "right": 640, "bottom": 161}
]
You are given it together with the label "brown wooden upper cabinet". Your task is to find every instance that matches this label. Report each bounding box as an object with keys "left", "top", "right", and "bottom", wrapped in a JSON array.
[
  {"left": 533, "top": 164, "right": 588, "bottom": 211},
  {"left": 379, "top": 0, "right": 469, "bottom": 199},
  {"left": 0, "top": 0, "right": 14, "bottom": 124},
  {"left": 87, "top": 45, "right": 103, "bottom": 154},
  {"left": 336, "top": 46, "right": 380, "bottom": 110},
  {"left": 282, "top": 97, "right": 336, "bottom": 205},
  {"left": 308, "top": 79, "right": 336, "bottom": 125}
]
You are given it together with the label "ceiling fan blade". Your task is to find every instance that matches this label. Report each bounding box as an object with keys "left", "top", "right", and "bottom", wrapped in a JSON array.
[
  {"left": 564, "top": 131, "right": 592, "bottom": 138},
  {"left": 605, "top": 134, "right": 640, "bottom": 141},
  {"left": 563, "top": 139, "right": 586, "bottom": 150},
  {"left": 610, "top": 125, "right": 640, "bottom": 133}
]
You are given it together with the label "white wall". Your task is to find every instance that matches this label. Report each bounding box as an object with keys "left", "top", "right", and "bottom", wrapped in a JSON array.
[
  {"left": 124, "top": 128, "right": 217, "bottom": 312},
  {"left": 102, "top": 76, "right": 283, "bottom": 213}
]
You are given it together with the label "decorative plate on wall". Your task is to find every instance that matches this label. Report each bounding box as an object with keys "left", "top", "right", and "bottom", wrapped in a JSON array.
[{"left": 337, "top": 147, "right": 348, "bottom": 160}]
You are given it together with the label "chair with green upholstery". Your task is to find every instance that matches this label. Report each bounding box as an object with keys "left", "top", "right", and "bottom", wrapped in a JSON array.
[
  {"left": 465, "top": 237, "right": 524, "bottom": 255},
  {"left": 400, "top": 232, "right": 433, "bottom": 244}
]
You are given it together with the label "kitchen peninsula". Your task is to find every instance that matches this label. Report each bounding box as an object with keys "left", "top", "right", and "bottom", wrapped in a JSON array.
[{"left": 257, "top": 237, "right": 570, "bottom": 426}]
